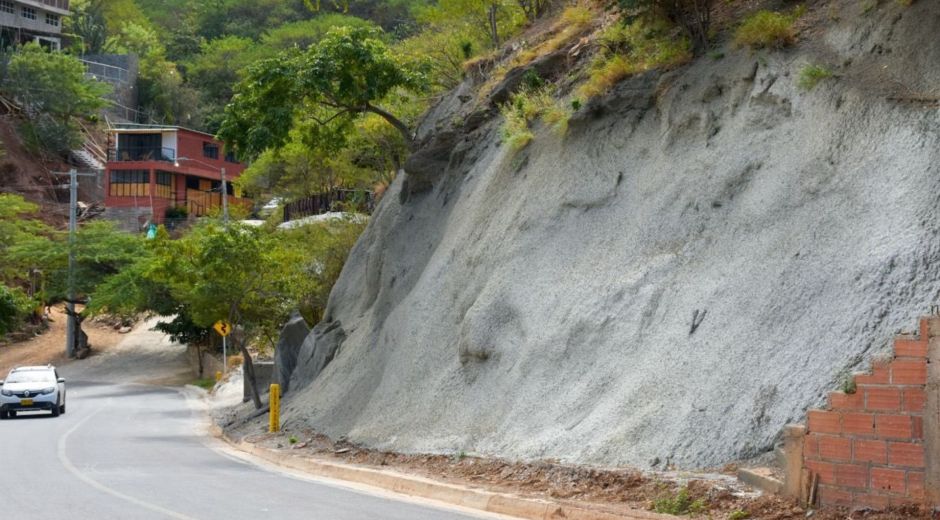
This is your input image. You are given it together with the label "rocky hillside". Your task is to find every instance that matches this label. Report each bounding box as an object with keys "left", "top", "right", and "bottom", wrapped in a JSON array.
[{"left": 280, "top": 0, "right": 940, "bottom": 468}]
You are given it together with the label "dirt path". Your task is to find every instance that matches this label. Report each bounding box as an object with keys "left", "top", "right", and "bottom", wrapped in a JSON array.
[
  {"left": 0, "top": 308, "right": 191, "bottom": 386},
  {"left": 0, "top": 304, "right": 124, "bottom": 375}
]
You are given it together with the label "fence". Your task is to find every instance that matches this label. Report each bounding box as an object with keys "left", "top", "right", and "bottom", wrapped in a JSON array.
[
  {"left": 80, "top": 59, "right": 130, "bottom": 84},
  {"left": 282, "top": 189, "right": 375, "bottom": 222}
]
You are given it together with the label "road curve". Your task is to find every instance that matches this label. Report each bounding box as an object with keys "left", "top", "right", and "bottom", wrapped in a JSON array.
[
  {"left": 0, "top": 379, "right": 502, "bottom": 520},
  {"left": 1, "top": 318, "right": 507, "bottom": 519}
]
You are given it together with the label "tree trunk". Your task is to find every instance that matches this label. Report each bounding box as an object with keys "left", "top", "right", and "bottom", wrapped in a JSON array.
[
  {"left": 238, "top": 338, "right": 263, "bottom": 409},
  {"left": 488, "top": 4, "right": 500, "bottom": 48},
  {"left": 365, "top": 103, "right": 415, "bottom": 150}
]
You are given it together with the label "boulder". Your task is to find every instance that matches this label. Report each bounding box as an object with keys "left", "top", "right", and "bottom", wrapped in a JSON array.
[{"left": 272, "top": 312, "right": 309, "bottom": 394}]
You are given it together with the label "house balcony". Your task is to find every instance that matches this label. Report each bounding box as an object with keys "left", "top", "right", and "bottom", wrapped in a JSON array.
[{"left": 108, "top": 146, "right": 176, "bottom": 163}]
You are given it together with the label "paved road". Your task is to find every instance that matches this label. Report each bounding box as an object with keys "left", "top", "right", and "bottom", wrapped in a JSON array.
[{"left": 0, "top": 321, "right": 503, "bottom": 520}]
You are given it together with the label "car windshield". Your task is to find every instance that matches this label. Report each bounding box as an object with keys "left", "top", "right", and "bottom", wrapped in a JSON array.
[{"left": 5, "top": 372, "right": 55, "bottom": 384}]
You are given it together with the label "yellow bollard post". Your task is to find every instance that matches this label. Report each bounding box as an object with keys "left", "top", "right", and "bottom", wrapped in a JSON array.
[
  {"left": 215, "top": 371, "right": 223, "bottom": 382},
  {"left": 269, "top": 384, "right": 280, "bottom": 433}
]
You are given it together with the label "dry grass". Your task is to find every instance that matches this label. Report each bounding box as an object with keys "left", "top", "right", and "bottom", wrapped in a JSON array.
[
  {"left": 474, "top": 4, "right": 599, "bottom": 101},
  {"left": 733, "top": 8, "right": 804, "bottom": 49},
  {"left": 500, "top": 87, "right": 571, "bottom": 151},
  {"left": 513, "top": 5, "right": 596, "bottom": 68},
  {"left": 577, "top": 19, "right": 691, "bottom": 99}
]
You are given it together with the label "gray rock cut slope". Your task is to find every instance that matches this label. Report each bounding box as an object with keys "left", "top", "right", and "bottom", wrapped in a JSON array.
[{"left": 284, "top": 3, "right": 940, "bottom": 468}]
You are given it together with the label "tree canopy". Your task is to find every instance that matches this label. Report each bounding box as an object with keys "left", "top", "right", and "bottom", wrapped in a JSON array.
[
  {"left": 2, "top": 43, "right": 111, "bottom": 153},
  {"left": 219, "top": 26, "right": 427, "bottom": 161}
]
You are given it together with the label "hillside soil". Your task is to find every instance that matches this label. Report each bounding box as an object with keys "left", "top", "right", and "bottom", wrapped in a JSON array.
[
  {"left": 216, "top": 421, "right": 932, "bottom": 520},
  {"left": 0, "top": 304, "right": 125, "bottom": 374}
]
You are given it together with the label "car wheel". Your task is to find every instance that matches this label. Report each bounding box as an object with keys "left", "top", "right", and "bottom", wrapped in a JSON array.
[
  {"left": 60, "top": 403, "right": 66, "bottom": 414},
  {"left": 0, "top": 411, "right": 7, "bottom": 419},
  {"left": 51, "top": 401, "right": 60, "bottom": 417}
]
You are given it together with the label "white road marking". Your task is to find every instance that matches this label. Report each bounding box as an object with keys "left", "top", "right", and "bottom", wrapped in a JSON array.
[{"left": 57, "top": 405, "right": 201, "bottom": 520}]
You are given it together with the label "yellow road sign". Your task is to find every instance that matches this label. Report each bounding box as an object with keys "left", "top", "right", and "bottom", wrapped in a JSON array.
[{"left": 213, "top": 320, "right": 232, "bottom": 337}]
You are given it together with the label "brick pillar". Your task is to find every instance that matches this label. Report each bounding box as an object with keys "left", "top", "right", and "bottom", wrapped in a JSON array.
[
  {"left": 926, "top": 318, "right": 940, "bottom": 506},
  {"left": 801, "top": 317, "right": 931, "bottom": 510}
]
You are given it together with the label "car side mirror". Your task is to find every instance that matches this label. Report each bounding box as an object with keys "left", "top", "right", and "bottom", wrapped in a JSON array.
[{"left": 57, "top": 378, "right": 65, "bottom": 383}]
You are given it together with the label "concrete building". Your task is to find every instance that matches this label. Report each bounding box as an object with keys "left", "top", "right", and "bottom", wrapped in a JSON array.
[
  {"left": 104, "top": 124, "right": 248, "bottom": 231},
  {"left": 0, "top": 0, "right": 69, "bottom": 50}
]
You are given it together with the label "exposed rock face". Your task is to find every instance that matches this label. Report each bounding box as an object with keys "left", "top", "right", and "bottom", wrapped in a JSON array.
[
  {"left": 282, "top": 3, "right": 940, "bottom": 468},
  {"left": 272, "top": 312, "right": 310, "bottom": 393}
]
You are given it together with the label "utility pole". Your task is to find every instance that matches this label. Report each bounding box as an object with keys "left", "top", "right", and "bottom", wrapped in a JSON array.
[
  {"left": 220, "top": 167, "right": 229, "bottom": 227},
  {"left": 62, "top": 168, "right": 99, "bottom": 359},
  {"left": 66, "top": 168, "right": 77, "bottom": 358}
]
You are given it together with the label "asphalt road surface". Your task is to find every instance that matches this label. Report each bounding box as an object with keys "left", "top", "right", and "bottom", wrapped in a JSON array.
[{"left": 0, "top": 321, "right": 505, "bottom": 520}]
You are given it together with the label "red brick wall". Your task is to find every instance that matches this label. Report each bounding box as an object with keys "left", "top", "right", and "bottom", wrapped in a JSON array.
[{"left": 802, "top": 319, "right": 929, "bottom": 509}]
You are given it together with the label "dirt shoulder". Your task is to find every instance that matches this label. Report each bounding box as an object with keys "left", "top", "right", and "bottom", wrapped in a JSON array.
[
  {"left": 212, "top": 420, "right": 932, "bottom": 520},
  {"left": 0, "top": 304, "right": 125, "bottom": 375}
]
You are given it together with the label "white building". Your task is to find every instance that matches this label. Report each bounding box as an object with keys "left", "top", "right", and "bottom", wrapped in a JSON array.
[{"left": 0, "top": 0, "right": 69, "bottom": 50}]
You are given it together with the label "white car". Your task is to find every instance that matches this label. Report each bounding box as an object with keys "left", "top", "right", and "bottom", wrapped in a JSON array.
[{"left": 0, "top": 366, "right": 66, "bottom": 419}]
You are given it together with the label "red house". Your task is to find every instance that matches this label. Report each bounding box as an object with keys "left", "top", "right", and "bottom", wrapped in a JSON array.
[{"left": 103, "top": 124, "right": 247, "bottom": 230}]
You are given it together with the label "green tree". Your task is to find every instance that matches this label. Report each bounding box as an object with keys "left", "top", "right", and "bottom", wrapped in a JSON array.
[
  {"left": 0, "top": 195, "right": 51, "bottom": 286},
  {"left": 106, "top": 22, "right": 201, "bottom": 126},
  {"left": 66, "top": 0, "right": 109, "bottom": 54},
  {"left": 0, "top": 284, "right": 34, "bottom": 336},
  {"left": 89, "top": 218, "right": 366, "bottom": 407},
  {"left": 416, "top": 0, "right": 526, "bottom": 49},
  {"left": 8, "top": 221, "right": 145, "bottom": 303},
  {"left": 2, "top": 43, "right": 110, "bottom": 153},
  {"left": 258, "top": 15, "right": 378, "bottom": 55},
  {"left": 219, "top": 26, "right": 428, "bottom": 160},
  {"left": 618, "top": 0, "right": 713, "bottom": 52}
]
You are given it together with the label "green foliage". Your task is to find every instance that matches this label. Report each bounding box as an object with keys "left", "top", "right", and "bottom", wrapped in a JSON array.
[
  {"left": 416, "top": 0, "right": 527, "bottom": 50},
  {"left": 652, "top": 487, "right": 707, "bottom": 516},
  {"left": 66, "top": 0, "right": 109, "bottom": 54},
  {"left": 260, "top": 15, "right": 379, "bottom": 54},
  {"left": 617, "top": 0, "right": 713, "bottom": 51},
  {"left": 106, "top": 22, "right": 201, "bottom": 127},
  {"left": 798, "top": 64, "right": 833, "bottom": 90},
  {"left": 734, "top": 8, "right": 803, "bottom": 49},
  {"left": 8, "top": 221, "right": 145, "bottom": 303},
  {"left": 0, "top": 195, "right": 50, "bottom": 278},
  {"left": 729, "top": 510, "right": 750, "bottom": 520},
  {"left": 0, "top": 284, "right": 35, "bottom": 335},
  {"left": 288, "top": 434, "right": 299, "bottom": 444},
  {"left": 89, "top": 218, "right": 366, "bottom": 348},
  {"left": 578, "top": 19, "right": 691, "bottom": 99},
  {"left": 193, "top": 377, "right": 217, "bottom": 390},
  {"left": 194, "top": 0, "right": 307, "bottom": 41},
  {"left": 219, "top": 26, "right": 428, "bottom": 161},
  {"left": 2, "top": 43, "right": 110, "bottom": 154},
  {"left": 500, "top": 87, "right": 571, "bottom": 151},
  {"left": 839, "top": 370, "right": 857, "bottom": 395}
]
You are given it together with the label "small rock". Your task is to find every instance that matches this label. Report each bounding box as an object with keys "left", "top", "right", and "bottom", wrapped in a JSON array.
[{"left": 118, "top": 326, "right": 132, "bottom": 334}]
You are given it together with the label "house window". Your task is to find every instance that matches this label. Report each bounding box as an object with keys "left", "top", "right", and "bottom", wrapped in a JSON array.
[
  {"left": 224, "top": 150, "right": 238, "bottom": 163},
  {"left": 202, "top": 142, "right": 219, "bottom": 160},
  {"left": 155, "top": 171, "right": 173, "bottom": 199},
  {"left": 110, "top": 170, "right": 150, "bottom": 197},
  {"left": 45, "top": 13, "right": 58, "bottom": 26},
  {"left": 22, "top": 7, "right": 36, "bottom": 19},
  {"left": 0, "top": 2, "right": 14, "bottom": 14}
]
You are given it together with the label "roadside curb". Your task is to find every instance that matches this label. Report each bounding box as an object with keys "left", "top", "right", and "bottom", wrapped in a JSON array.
[{"left": 212, "top": 427, "right": 677, "bottom": 520}]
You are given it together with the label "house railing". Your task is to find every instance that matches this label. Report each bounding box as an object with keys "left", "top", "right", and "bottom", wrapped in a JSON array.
[
  {"left": 283, "top": 189, "right": 375, "bottom": 222},
  {"left": 108, "top": 146, "right": 176, "bottom": 162},
  {"left": 38, "top": 0, "right": 69, "bottom": 10},
  {"left": 81, "top": 59, "right": 130, "bottom": 84}
]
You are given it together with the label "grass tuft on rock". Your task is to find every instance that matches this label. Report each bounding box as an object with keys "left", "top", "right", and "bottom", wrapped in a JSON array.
[
  {"left": 734, "top": 8, "right": 804, "bottom": 49},
  {"left": 798, "top": 64, "right": 833, "bottom": 90}
]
